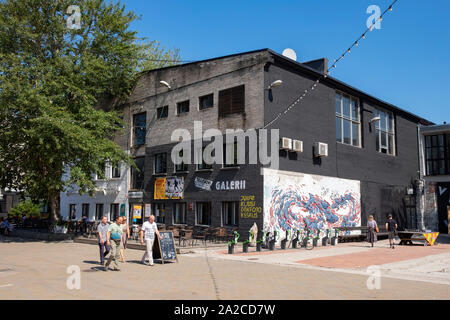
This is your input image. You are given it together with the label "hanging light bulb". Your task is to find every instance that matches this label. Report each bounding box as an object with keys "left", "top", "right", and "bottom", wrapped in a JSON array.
[
  {"left": 355, "top": 41, "right": 359, "bottom": 47},
  {"left": 347, "top": 48, "right": 351, "bottom": 53},
  {"left": 389, "top": 6, "right": 393, "bottom": 12},
  {"left": 362, "top": 33, "right": 366, "bottom": 39}
]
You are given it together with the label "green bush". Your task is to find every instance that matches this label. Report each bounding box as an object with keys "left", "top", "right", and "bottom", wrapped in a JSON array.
[{"left": 8, "top": 200, "right": 40, "bottom": 219}]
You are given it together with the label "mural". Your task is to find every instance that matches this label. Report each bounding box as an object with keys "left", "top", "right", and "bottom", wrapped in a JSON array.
[{"left": 263, "top": 169, "right": 361, "bottom": 240}]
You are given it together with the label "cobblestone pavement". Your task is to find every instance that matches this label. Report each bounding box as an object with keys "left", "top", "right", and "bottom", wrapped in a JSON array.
[{"left": 0, "top": 238, "right": 449, "bottom": 300}]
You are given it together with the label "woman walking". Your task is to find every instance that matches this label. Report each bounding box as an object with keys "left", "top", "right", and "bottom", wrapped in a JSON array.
[
  {"left": 367, "top": 215, "right": 378, "bottom": 247},
  {"left": 120, "top": 217, "right": 130, "bottom": 263}
]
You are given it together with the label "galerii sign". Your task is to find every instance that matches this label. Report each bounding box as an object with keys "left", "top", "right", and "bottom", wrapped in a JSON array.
[{"left": 215, "top": 180, "right": 246, "bottom": 191}]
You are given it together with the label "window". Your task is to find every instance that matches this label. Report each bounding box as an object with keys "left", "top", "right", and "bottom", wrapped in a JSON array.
[
  {"left": 425, "top": 134, "right": 450, "bottom": 176},
  {"left": 110, "top": 203, "right": 119, "bottom": 221},
  {"left": 199, "top": 94, "right": 214, "bottom": 110},
  {"left": 223, "top": 143, "right": 239, "bottom": 167},
  {"left": 69, "top": 204, "right": 76, "bottom": 220},
  {"left": 196, "top": 202, "right": 211, "bottom": 225},
  {"left": 197, "top": 147, "right": 212, "bottom": 170},
  {"left": 82, "top": 204, "right": 90, "bottom": 218},
  {"left": 95, "top": 204, "right": 104, "bottom": 221},
  {"left": 219, "top": 85, "right": 245, "bottom": 117},
  {"left": 173, "top": 203, "right": 187, "bottom": 224},
  {"left": 111, "top": 164, "right": 121, "bottom": 178},
  {"left": 154, "top": 153, "right": 167, "bottom": 174},
  {"left": 157, "top": 106, "right": 168, "bottom": 119},
  {"left": 133, "top": 113, "right": 147, "bottom": 146},
  {"left": 222, "top": 202, "right": 239, "bottom": 226},
  {"left": 96, "top": 162, "right": 106, "bottom": 180},
  {"left": 153, "top": 203, "right": 165, "bottom": 223},
  {"left": 131, "top": 157, "right": 145, "bottom": 190},
  {"left": 375, "top": 109, "right": 395, "bottom": 155},
  {"left": 335, "top": 93, "right": 360, "bottom": 147},
  {"left": 175, "top": 150, "right": 188, "bottom": 172},
  {"left": 177, "top": 100, "right": 190, "bottom": 115}
]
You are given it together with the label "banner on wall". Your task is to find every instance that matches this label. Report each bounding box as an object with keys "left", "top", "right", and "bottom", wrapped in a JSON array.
[
  {"left": 132, "top": 204, "right": 142, "bottom": 220},
  {"left": 145, "top": 204, "right": 151, "bottom": 217},
  {"left": 120, "top": 203, "right": 126, "bottom": 217},
  {"left": 154, "top": 177, "right": 183, "bottom": 199}
]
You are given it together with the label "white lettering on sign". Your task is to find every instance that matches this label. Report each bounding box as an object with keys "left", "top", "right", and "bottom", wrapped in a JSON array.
[
  {"left": 439, "top": 186, "right": 447, "bottom": 196},
  {"left": 215, "top": 180, "right": 246, "bottom": 191}
]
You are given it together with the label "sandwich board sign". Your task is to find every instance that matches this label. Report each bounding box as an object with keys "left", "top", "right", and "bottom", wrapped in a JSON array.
[{"left": 152, "top": 231, "right": 178, "bottom": 264}]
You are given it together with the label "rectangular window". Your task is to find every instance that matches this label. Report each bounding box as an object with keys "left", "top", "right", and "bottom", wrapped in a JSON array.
[
  {"left": 111, "top": 164, "right": 121, "bottom": 178},
  {"left": 425, "top": 134, "right": 450, "bottom": 176},
  {"left": 69, "top": 204, "right": 76, "bottom": 220},
  {"left": 218, "top": 85, "right": 245, "bottom": 117},
  {"left": 196, "top": 202, "right": 211, "bottom": 226},
  {"left": 375, "top": 109, "right": 395, "bottom": 155},
  {"left": 177, "top": 100, "right": 190, "bottom": 115},
  {"left": 110, "top": 203, "right": 119, "bottom": 221},
  {"left": 95, "top": 204, "right": 104, "bottom": 221},
  {"left": 96, "top": 162, "right": 106, "bottom": 180},
  {"left": 154, "top": 153, "right": 167, "bottom": 174},
  {"left": 82, "top": 203, "right": 90, "bottom": 218},
  {"left": 131, "top": 157, "right": 145, "bottom": 190},
  {"left": 197, "top": 147, "right": 212, "bottom": 170},
  {"left": 175, "top": 150, "right": 188, "bottom": 172},
  {"left": 222, "top": 202, "right": 239, "bottom": 226},
  {"left": 223, "top": 143, "right": 239, "bottom": 167},
  {"left": 157, "top": 106, "right": 169, "bottom": 119},
  {"left": 173, "top": 203, "right": 187, "bottom": 224},
  {"left": 335, "top": 93, "right": 360, "bottom": 147},
  {"left": 199, "top": 94, "right": 214, "bottom": 110},
  {"left": 133, "top": 113, "right": 147, "bottom": 146},
  {"left": 153, "top": 203, "right": 165, "bottom": 223}
]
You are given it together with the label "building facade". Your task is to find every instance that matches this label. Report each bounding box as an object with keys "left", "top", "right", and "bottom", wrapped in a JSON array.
[
  {"left": 119, "top": 49, "right": 432, "bottom": 240},
  {"left": 417, "top": 124, "right": 450, "bottom": 233}
]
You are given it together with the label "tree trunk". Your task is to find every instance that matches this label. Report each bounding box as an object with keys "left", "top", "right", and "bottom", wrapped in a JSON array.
[{"left": 48, "top": 193, "right": 60, "bottom": 226}]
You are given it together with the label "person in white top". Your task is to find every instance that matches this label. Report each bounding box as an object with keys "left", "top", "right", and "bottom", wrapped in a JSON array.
[{"left": 140, "top": 215, "right": 162, "bottom": 266}]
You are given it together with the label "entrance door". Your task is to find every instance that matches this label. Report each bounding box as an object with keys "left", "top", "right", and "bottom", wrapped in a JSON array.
[{"left": 437, "top": 183, "right": 450, "bottom": 234}]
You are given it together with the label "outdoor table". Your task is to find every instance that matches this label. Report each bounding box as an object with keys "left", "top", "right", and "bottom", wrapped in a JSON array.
[{"left": 397, "top": 231, "right": 439, "bottom": 246}]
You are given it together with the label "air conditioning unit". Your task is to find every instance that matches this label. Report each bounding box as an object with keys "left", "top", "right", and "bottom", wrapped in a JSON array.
[
  {"left": 314, "top": 142, "right": 328, "bottom": 157},
  {"left": 292, "top": 140, "right": 303, "bottom": 152},
  {"left": 280, "top": 137, "right": 293, "bottom": 150}
]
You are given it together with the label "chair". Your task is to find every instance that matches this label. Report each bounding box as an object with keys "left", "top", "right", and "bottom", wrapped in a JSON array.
[
  {"left": 180, "top": 230, "right": 193, "bottom": 247},
  {"left": 172, "top": 228, "right": 180, "bottom": 241},
  {"left": 193, "top": 229, "right": 208, "bottom": 246}
]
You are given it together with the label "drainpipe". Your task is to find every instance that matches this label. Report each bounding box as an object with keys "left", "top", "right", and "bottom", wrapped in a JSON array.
[{"left": 416, "top": 125, "right": 425, "bottom": 231}]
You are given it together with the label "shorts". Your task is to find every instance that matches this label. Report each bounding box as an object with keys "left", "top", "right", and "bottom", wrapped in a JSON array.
[{"left": 388, "top": 231, "right": 395, "bottom": 240}]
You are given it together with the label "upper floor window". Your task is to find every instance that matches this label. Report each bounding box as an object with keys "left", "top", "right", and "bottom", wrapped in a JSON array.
[
  {"left": 133, "top": 113, "right": 146, "bottom": 146},
  {"left": 157, "top": 106, "right": 169, "bottom": 119},
  {"left": 374, "top": 109, "right": 395, "bottom": 155},
  {"left": 335, "top": 93, "right": 360, "bottom": 147},
  {"left": 425, "top": 134, "right": 450, "bottom": 176},
  {"left": 154, "top": 153, "right": 167, "bottom": 174},
  {"left": 111, "top": 164, "right": 121, "bottom": 178},
  {"left": 199, "top": 94, "right": 214, "bottom": 110},
  {"left": 177, "top": 100, "right": 190, "bottom": 115},
  {"left": 223, "top": 143, "right": 239, "bottom": 168},
  {"left": 197, "top": 147, "right": 213, "bottom": 170},
  {"left": 131, "top": 157, "right": 145, "bottom": 190},
  {"left": 175, "top": 150, "right": 188, "bottom": 172},
  {"left": 219, "top": 85, "right": 245, "bottom": 117}
]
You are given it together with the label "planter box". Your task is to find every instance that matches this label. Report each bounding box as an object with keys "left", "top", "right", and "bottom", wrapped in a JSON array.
[
  {"left": 280, "top": 240, "right": 287, "bottom": 250},
  {"left": 313, "top": 238, "right": 319, "bottom": 247},
  {"left": 256, "top": 243, "right": 262, "bottom": 252},
  {"left": 331, "top": 237, "right": 338, "bottom": 246},
  {"left": 228, "top": 244, "right": 235, "bottom": 254},
  {"left": 269, "top": 241, "right": 275, "bottom": 251},
  {"left": 322, "top": 237, "right": 328, "bottom": 247},
  {"left": 243, "top": 243, "right": 249, "bottom": 253},
  {"left": 292, "top": 239, "right": 298, "bottom": 249}
]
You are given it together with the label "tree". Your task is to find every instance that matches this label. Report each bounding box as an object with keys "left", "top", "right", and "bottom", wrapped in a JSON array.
[{"left": 0, "top": 0, "right": 179, "bottom": 224}]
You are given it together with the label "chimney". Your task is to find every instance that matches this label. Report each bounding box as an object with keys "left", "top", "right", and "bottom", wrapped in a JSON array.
[{"left": 302, "top": 58, "right": 329, "bottom": 74}]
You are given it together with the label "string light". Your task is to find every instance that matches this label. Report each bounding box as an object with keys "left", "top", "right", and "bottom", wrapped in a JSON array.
[{"left": 262, "top": 0, "right": 399, "bottom": 129}]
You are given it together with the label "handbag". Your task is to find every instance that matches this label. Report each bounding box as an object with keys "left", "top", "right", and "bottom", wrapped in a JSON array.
[{"left": 375, "top": 226, "right": 379, "bottom": 233}]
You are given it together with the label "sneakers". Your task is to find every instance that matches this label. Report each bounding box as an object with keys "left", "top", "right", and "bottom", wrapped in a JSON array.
[
  {"left": 149, "top": 263, "right": 154, "bottom": 266},
  {"left": 112, "top": 268, "right": 121, "bottom": 272}
]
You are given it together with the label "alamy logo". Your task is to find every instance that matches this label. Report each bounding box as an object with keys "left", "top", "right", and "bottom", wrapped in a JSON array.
[
  {"left": 66, "top": 265, "right": 81, "bottom": 290},
  {"left": 366, "top": 265, "right": 381, "bottom": 290},
  {"left": 66, "top": 5, "right": 81, "bottom": 30},
  {"left": 366, "top": 5, "right": 382, "bottom": 30}
]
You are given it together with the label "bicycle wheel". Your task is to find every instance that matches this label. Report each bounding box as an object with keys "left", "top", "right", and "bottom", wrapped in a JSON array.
[{"left": 305, "top": 238, "right": 314, "bottom": 250}]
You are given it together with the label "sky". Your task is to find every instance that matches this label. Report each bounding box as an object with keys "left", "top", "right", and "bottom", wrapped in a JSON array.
[{"left": 121, "top": 0, "right": 449, "bottom": 124}]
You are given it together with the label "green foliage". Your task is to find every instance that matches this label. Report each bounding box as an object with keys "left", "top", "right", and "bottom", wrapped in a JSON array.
[
  {"left": 0, "top": 0, "right": 179, "bottom": 219},
  {"left": 9, "top": 200, "right": 40, "bottom": 218}
]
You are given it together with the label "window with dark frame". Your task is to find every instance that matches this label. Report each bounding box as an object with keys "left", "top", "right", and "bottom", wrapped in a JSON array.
[
  {"left": 82, "top": 203, "right": 89, "bottom": 218},
  {"left": 175, "top": 150, "right": 188, "bottom": 172},
  {"left": 177, "top": 100, "right": 190, "bottom": 115},
  {"left": 173, "top": 203, "right": 187, "bottom": 225},
  {"left": 69, "top": 204, "right": 76, "bottom": 220},
  {"left": 335, "top": 92, "right": 360, "bottom": 147},
  {"left": 222, "top": 202, "right": 239, "bottom": 227},
  {"left": 425, "top": 134, "right": 450, "bottom": 176},
  {"left": 374, "top": 109, "right": 395, "bottom": 155},
  {"left": 157, "top": 106, "right": 169, "bottom": 119},
  {"left": 196, "top": 202, "right": 211, "bottom": 226},
  {"left": 111, "top": 164, "right": 121, "bottom": 178},
  {"left": 133, "top": 113, "right": 147, "bottom": 146},
  {"left": 153, "top": 203, "right": 165, "bottom": 223},
  {"left": 131, "top": 157, "right": 145, "bottom": 190},
  {"left": 199, "top": 94, "right": 214, "bottom": 110},
  {"left": 197, "top": 147, "right": 212, "bottom": 170},
  {"left": 218, "top": 85, "right": 245, "bottom": 117},
  {"left": 223, "top": 142, "right": 239, "bottom": 167},
  {"left": 95, "top": 204, "right": 104, "bottom": 221},
  {"left": 154, "top": 153, "right": 167, "bottom": 174},
  {"left": 110, "top": 203, "right": 119, "bottom": 221}
]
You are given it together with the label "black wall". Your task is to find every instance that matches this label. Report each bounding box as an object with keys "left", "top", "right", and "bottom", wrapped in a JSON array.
[{"left": 264, "top": 61, "right": 421, "bottom": 227}]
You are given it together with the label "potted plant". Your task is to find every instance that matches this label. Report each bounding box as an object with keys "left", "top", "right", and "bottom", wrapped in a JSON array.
[
  {"left": 256, "top": 232, "right": 266, "bottom": 252},
  {"left": 280, "top": 230, "right": 290, "bottom": 250},
  {"left": 227, "top": 231, "right": 239, "bottom": 254},
  {"left": 322, "top": 230, "right": 329, "bottom": 247},
  {"left": 313, "top": 234, "right": 320, "bottom": 247},
  {"left": 243, "top": 239, "right": 250, "bottom": 253},
  {"left": 268, "top": 231, "right": 277, "bottom": 251},
  {"left": 331, "top": 228, "right": 339, "bottom": 246},
  {"left": 292, "top": 230, "right": 299, "bottom": 248}
]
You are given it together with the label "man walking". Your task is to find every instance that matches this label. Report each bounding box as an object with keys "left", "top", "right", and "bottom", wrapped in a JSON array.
[
  {"left": 97, "top": 216, "right": 110, "bottom": 265},
  {"left": 140, "top": 215, "right": 162, "bottom": 266},
  {"left": 105, "top": 216, "right": 123, "bottom": 271},
  {"left": 386, "top": 214, "right": 398, "bottom": 249}
]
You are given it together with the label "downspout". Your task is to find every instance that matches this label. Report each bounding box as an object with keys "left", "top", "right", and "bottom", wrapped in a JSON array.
[{"left": 416, "top": 124, "right": 425, "bottom": 230}]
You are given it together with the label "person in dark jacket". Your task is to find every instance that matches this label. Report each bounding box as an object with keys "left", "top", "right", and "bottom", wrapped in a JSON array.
[{"left": 386, "top": 215, "right": 398, "bottom": 249}]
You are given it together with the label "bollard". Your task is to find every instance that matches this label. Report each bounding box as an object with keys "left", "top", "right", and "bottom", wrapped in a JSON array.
[
  {"left": 292, "top": 239, "right": 298, "bottom": 249},
  {"left": 243, "top": 243, "right": 249, "bottom": 253},
  {"left": 331, "top": 237, "right": 338, "bottom": 246},
  {"left": 322, "top": 237, "right": 328, "bottom": 247},
  {"left": 228, "top": 244, "right": 235, "bottom": 254},
  {"left": 269, "top": 240, "right": 275, "bottom": 251},
  {"left": 313, "top": 238, "right": 319, "bottom": 247},
  {"left": 280, "top": 239, "right": 287, "bottom": 250},
  {"left": 256, "top": 242, "right": 262, "bottom": 252}
]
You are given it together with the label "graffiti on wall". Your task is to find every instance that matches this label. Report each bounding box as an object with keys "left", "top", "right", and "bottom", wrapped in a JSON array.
[{"left": 263, "top": 169, "right": 361, "bottom": 238}]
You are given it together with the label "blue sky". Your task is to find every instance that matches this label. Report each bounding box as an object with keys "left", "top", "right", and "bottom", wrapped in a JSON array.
[{"left": 122, "top": 0, "right": 449, "bottom": 124}]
